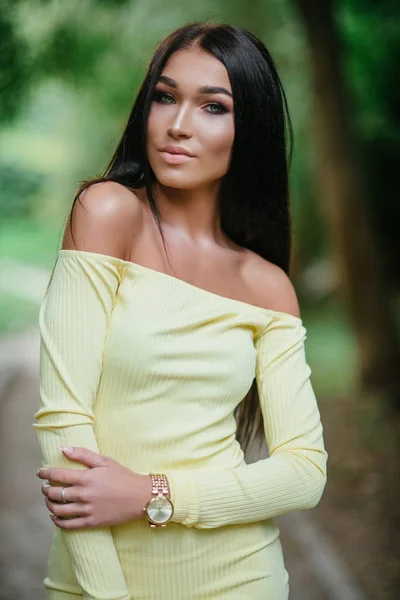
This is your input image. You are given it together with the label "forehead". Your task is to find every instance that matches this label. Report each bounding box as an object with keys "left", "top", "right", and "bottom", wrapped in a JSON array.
[{"left": 161, "top": 47, "right": 232, "bottom": 92}]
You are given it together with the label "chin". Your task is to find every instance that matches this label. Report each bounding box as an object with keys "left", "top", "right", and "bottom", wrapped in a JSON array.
[{"left": 153, "top": 168, "right": 207, "bottom": 190}]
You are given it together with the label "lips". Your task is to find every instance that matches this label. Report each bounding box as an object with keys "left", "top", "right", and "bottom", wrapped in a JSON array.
[
  {"left": 160, "top": 152, "right": 194, "bottom": 165},
  {"left": 160, "top": 145, "right": 194, "bottom": 157}
]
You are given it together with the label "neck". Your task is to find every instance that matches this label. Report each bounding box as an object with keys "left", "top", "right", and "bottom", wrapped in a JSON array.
[{"left": 149, "top": 181, "right": 227, "bottom": 245}]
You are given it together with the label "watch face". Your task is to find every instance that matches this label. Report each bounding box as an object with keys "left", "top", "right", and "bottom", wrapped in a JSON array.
[{"left": 146, "top": 496, "right": 174, "bottom": 524}]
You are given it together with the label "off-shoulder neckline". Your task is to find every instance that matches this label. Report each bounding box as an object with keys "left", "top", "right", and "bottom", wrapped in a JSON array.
[{"left": 58, "top": 248, "right": 303, "bottom": 324}]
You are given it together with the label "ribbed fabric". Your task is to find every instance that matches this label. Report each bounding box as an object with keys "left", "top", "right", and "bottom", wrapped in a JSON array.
[{"left": 33, "top": 249, "right": 327, "bottom": 600}]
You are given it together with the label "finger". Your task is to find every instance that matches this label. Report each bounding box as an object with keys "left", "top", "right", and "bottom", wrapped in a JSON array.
[
  {"left": 37, "top": 468, "right": 86, "bottom": 486},
  {"left": 59, "top": 446, "right": 109, "bottom": 468},
  {"left": 41, "top": 483, "right": 52, "bottom": 496},
  {"left": 50, "top": 514, "right": 93, "bottom": 530},
  {"left": 45, "top": 497, "right": 88, "bottom": 518},
  {"left": 42, "top": 484, "right": 81, "bottom": 503}
]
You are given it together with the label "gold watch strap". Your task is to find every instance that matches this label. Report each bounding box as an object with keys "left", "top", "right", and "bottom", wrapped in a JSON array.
[{"left": 150, "top": 473, "right": 170, "bottom": 498}]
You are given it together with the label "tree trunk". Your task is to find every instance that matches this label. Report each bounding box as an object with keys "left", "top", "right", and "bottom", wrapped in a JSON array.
[{"left": 293, "top": 0, "right": 400, "bottom": 399}]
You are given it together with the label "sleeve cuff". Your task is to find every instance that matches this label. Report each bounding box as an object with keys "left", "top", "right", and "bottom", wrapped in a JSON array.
[{"left": 164, "top": 471, "right": 199, "bottom": 527}]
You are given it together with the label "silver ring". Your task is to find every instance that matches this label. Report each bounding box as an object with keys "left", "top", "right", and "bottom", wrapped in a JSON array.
[{"left": 60, "top": 486, "right": 69, "bottom": 503}]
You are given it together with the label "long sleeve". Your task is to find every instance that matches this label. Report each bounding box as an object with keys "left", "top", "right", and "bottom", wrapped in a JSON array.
[
  {"left": 33, "top": 251, "right": 130, "bottom": 600},
  {"left": 164, "top": 314, "right": 328, "bottom": 529}
]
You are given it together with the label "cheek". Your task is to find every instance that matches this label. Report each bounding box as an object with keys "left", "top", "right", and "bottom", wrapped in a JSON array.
[
  {"left": 201, "top": 117, "right": 234, "bottom": 155},
  {"left": 147, "top": 107, "right": 163, "bottom": 146},
  {"left": 199, "top": 117, "right": 234, "bottom": 174},
  {"left": 147, "top": 109, "right": 166, "bottom": 170}
]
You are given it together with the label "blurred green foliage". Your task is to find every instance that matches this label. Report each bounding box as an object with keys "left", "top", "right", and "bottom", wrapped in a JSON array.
[
  {"left": 0, "top": 217, "right": 61, "bottom": 268},
  {"left": 339, "top": 0, "right": 400, "bottom": 279},
  {"left": 0, "top": 4, "right": 31, "bottom": 123},
  {"left": 0, "top": 164, "right": 42, "bottom": 219}
]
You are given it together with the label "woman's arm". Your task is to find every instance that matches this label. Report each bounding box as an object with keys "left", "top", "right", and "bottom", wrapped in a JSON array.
[
  {"left": 164, "top": 313, "right": 328, "bottom": 529},
  {"left": 33, "top": 183, "right": 141, "bottom": 600}
]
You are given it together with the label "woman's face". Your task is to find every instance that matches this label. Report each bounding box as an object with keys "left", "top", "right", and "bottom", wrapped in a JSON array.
[{"left": 147, "top": 47, "right": 235, "bottom": 190}]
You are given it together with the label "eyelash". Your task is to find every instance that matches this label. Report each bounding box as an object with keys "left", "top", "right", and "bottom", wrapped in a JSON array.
[{"left": 153, "top": 91, "right": 229, "bottom": 115}]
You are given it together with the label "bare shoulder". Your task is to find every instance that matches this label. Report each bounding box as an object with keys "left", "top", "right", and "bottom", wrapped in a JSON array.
[
  {"left": 242, "top": 250, "right": 301, "bottom": 318},
  {"left": 62, "top": 181, "right": 144, "bottom": 260}
]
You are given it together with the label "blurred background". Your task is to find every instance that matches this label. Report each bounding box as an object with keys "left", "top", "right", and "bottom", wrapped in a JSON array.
[{"left": 0, "top": 0, "right": 399, "bottom": 598}]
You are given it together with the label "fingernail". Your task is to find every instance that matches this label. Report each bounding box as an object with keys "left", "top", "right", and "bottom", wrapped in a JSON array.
[
  {"left": 49, "top": 514, "right": 55, "bottom": 520},
  {"left": 58, "top": 445, "right": 72, "bottom": 453},
  {"left": 36, "top": 469, "right": 41, "bottom": 477}
]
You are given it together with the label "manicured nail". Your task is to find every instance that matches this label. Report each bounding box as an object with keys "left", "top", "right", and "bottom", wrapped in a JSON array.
[{"left": 58, "top": 445, "right": 72, "bottom": 453}]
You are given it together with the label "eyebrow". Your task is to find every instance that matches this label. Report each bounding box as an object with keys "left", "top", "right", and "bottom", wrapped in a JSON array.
[{"left": 157, "top": 75, "right": 233, "bottom": 98}]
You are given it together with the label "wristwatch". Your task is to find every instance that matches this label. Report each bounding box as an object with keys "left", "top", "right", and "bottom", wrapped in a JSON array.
[{"left": 143, "top": 473, "right": 174, "bottom": 528}]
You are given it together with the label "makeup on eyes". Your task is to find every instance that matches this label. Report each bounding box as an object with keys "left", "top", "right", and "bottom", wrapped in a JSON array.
[{"left": 153, "top": 89, "right": 230, "bottom": 115}]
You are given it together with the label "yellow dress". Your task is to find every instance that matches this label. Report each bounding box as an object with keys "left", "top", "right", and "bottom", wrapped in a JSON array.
[{"left": 33, "top": 249, "right": 327, "bottom": 600}]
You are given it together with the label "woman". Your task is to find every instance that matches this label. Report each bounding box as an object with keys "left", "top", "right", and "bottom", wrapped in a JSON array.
[{"left": 34, "top": 21, "right": 327, "bottom": 600}]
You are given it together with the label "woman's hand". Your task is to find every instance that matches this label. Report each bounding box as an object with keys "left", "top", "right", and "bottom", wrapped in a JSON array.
[{"left": 36, "top": 446, "right": 153, "bottom": 530}]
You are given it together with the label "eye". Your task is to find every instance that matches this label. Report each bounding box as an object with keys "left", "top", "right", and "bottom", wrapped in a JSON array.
[
  {"left": 205, "top": 102, "right": 228, "bottom": 115},
  {"left": 154, "top": 90, "right": 173, "bottom": 104},
  {"left": 153, "top": 91, "right": 228, "bottom": 115}
]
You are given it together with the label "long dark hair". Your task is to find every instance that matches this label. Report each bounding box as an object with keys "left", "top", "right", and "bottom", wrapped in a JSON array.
[{"left": 69, "top": 21, "right": 294, "bottom": 455}]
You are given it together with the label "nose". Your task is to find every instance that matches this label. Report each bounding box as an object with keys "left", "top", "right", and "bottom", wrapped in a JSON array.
[{"left": 167, "top": 104, "right": 192, "bottom": 139}]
